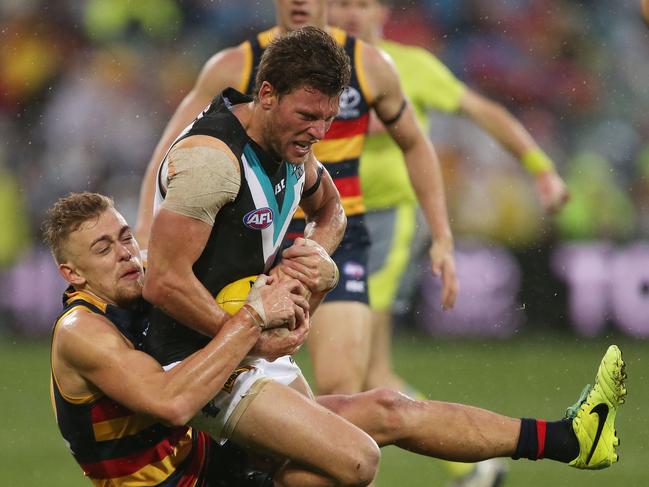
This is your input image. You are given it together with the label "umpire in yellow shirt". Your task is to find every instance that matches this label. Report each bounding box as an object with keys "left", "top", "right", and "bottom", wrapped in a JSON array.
[{"left": 329, "top": 0, "right": 570, "bottom": 485}]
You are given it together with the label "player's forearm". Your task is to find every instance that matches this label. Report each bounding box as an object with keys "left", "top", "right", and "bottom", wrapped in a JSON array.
[
  {"left": 303, "top": 196, "right": 346, "bottom": 255},
  {"left": 143, "top": 268, "right": 230, "bottom": 339},
  {"left": 404, "top": 140, "right": 453, "bottom": 243},
  {"left": 462, "top": 95, "right": 539, "bottom": 162},
  {"left": 157, "top": 311, "right": 260, "bottom": 425}
]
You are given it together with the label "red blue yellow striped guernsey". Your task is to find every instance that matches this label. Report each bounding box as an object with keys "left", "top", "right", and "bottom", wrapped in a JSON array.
[
  {"left": 50, "top": 289, "right": 212, "bottom": 486},
  {"left": 240, "top": 26, "right": 374, "bottom": 244}
]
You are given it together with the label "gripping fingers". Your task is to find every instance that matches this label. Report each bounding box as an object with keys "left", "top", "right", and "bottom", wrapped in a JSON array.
[{"left": 290, "top": 292, "right": 310, "bottom": 314}]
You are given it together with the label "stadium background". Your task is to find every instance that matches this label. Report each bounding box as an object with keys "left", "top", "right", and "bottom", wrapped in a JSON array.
[{"left": 0, "top": 0, "right": 647, "bottom": 485}]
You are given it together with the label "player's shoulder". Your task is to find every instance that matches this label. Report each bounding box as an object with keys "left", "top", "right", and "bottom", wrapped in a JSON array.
[
  {"left": 379, "top": 39, "right": 440, "bottom": 64},
  {"left": 57, "top": 306, "right": 131, "bottom": 354},
  {"left": 171, "top": 136, "right": 241, "bottom": 175},
  {"left": 358, "top": 38, "right": 398, "bottom": 79},
  {"left": 203, "top": 42, "right": 249, "bottom": 74},
  {"left": 56, "top": 305, "right": 119, "bottom": 339}
]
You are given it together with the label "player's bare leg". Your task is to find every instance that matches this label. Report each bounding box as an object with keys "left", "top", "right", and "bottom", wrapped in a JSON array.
[
  {"left": 318, "top": 345, "right": 626, "bottom": 470},
  {"left": 230, "top": 380, "right": 380, "bottom": 487},
  {"left": 319, "top": 388, "right": 519, "bottom": 461},
  {"left": 308, "top": 301, "right": 373, "bottom": 394},
  {"left": 364, "top": 310, "right": 506, "bottom": 484},
  {"left": 364, "top": 309, "right": 414, "bottom": 393}
]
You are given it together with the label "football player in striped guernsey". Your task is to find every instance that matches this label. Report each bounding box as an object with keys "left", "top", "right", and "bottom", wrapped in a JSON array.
[{"left": 44, "top": 192, "right": 304, "bottom": 486}]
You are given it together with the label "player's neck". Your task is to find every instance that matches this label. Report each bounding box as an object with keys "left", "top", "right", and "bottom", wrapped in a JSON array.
[{"left": 236, "top": 103, "right": 270, "bottom": 155}]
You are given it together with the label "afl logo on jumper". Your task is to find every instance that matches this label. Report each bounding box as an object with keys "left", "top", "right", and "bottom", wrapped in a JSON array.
[
  {"left": 243, "top": 207, "right": 274, "bottom": 230},
  {"left": 338, "top": 86, "right": 361, "bottom": 119}
]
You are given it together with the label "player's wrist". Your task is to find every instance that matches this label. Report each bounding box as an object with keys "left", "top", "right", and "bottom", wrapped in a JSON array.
[
  {"left": 241, "top": 303, "right": 266, "bottom": 330},
  {"left": 522, "top": 148, "right": 555, "bottom": 175}
]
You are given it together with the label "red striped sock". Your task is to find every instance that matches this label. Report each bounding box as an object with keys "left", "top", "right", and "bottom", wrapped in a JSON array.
[{"left": 536, "top": 420, "right": 547, "bottom": 459}]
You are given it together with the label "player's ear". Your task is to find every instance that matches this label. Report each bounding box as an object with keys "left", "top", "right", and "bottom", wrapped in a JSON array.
[
  {"left": 258, "top": 81, "right": 277, "bottom": 110},
  {"left": 59, "top": 263, "right": 87, "bottom": 287}
]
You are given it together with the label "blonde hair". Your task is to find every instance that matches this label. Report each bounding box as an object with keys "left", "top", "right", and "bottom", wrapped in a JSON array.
[{"left": 42, "top": 192, "right": 114, "bottom": 264}]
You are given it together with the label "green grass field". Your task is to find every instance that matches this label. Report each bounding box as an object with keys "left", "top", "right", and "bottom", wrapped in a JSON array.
[{"left": 1, "top": 332, "right": 646, "bottom": 486}]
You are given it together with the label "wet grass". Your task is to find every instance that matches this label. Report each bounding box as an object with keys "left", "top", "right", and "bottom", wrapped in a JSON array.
[{"left": 1, "top": 332, "right": 646, "bottom": 486}]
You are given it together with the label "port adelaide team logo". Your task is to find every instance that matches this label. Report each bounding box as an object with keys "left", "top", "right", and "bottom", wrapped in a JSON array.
[{"left": 243, "top": 207, "right": 274, "bottom": 230}]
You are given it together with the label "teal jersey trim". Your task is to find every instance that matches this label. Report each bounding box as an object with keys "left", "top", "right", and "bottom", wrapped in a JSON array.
[{"left": 243, "top": 144, "right": 296, "bottom": 244}]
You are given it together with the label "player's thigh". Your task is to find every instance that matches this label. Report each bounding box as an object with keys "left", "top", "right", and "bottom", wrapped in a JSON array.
[
  {"left": 309, "top": 300, "right": 373, "bottom": 389},
  {"left": 230, "top": 379, "right": 380, "bottom": 479}
]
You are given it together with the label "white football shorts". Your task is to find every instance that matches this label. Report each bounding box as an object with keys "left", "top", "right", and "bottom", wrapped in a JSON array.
[{"left": 163, "top": 355, "right": 302, "bottom": 444}]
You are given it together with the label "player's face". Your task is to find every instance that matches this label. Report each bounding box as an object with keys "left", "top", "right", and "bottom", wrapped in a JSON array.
[
  {"left": 275, "top": 0, "right": 327, "bottom": 31},
  {"left": 267, "top": 86, "right": 339, "bottom": 165},
  {"left": 60, "top": 208, "right": 144, "bottom": 307},
  {"left": 328, "top": 0, "right": 383, "bottom": 42}
]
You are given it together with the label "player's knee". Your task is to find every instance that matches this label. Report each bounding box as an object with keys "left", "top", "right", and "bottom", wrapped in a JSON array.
[
  {"left": 338, "top": 437, "right": 380, "bottom": 486},
  {"left": 367, "top": 388, "right": 410, "bottom": 433}
]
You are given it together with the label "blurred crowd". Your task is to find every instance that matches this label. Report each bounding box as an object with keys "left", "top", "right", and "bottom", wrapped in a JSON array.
[{"left": 1, "top": 0, "right": 648, "bottom": 334}]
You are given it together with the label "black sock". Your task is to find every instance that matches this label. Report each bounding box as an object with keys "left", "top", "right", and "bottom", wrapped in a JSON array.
[
  {"left": 512, "top": 418, "right": 579, "bottom": 463},
  {"left": 544, "top": 419, "right": 580, "bottom": 463},
  {"left": 512, "top": 418, "right": 538, "bottom": 460}
]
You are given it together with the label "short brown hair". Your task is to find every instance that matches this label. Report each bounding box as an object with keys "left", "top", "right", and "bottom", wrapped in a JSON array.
[
  {"left": 254, "top": 26, "right": 351, "bottom": 99},
  {"left": 42, "top": 192, "right": 114, "bottom": 264}
]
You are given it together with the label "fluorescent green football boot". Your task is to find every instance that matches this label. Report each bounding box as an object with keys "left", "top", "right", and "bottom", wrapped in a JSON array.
[{"left": 566, "top": 345, "right": 627, "bottom": 470}]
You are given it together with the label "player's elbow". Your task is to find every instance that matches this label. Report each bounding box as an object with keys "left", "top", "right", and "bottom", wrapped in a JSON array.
[{"left": 156, "top": 400, "right": 195, "bottom": 427}]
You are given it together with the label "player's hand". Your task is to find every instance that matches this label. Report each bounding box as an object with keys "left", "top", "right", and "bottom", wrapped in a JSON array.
[
  {"left": 429, "top": 237, "right": 458, "bottom": 310},
  {"left": 249, "top": 318, "right": 310, "bottom": 361},
  {"left": 535, "top": 170, "right": 570, "bottom": 214},
  {"left": 250, "top": 275, "right": 310, "bottom": 330},
  {"left": 276, "top": 238, "right": 339, "bottom": 294}
]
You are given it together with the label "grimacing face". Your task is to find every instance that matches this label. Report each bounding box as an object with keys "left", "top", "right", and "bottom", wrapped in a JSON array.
[
  {"left": 274, "top": 0, "right": 327, "bottom": 31},
  {"left": 59, "top": 208, "right": 144, "bottom": 307},
  {"left": 264, "top": 85, "right": 340, "bottom": 165},
  {"left": 328, "top": 0, "right": 385, "bottom": 42}
]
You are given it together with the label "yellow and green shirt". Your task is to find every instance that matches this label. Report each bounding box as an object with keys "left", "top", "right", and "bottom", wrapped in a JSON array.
[{"left": 361, "top": 39, "right": 466, "bottom": 210}]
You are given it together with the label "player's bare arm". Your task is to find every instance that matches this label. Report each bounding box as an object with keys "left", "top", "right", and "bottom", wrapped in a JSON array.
[
  {"left": 273, "top": 153, "right": 345, "bottom": 309},
  {"left": 144, "top": 135, "right": 304, "bottom": 328},
  {"left": 144, "top": 136, "right": 309, "bottom": 355},
  {"left": 363, "top": 43, "right": 458, "bottom": 309},
  {"left": 459, "top": 89, "right": 570, "bottom": 213},
  {"left": 136, "top": 44, "right": 249, "bottom": 248},
  {"left": 53, "top": 307, "right": 260, "bottom": 425},
  {"left": 300, "top": 153, "right": 346, "bottom": 255}
]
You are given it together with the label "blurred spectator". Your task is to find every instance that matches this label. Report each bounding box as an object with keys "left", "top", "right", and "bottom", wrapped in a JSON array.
[
  {"left": 84, "top": 0, "right": 182, "bottom": 42},
  {"left": 555, "top": 152, "right": 636, "bottom": 241},
  {"left": 633, "top": 145, "right": 649, "bottom": 236},
  {"left": 0, "top": 158, "right": 29, "bottom": 269}
]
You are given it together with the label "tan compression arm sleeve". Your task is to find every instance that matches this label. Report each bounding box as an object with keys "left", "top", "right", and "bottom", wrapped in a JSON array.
[{"left": 162, "top": 146, "right": 241, "bottom": 226}]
